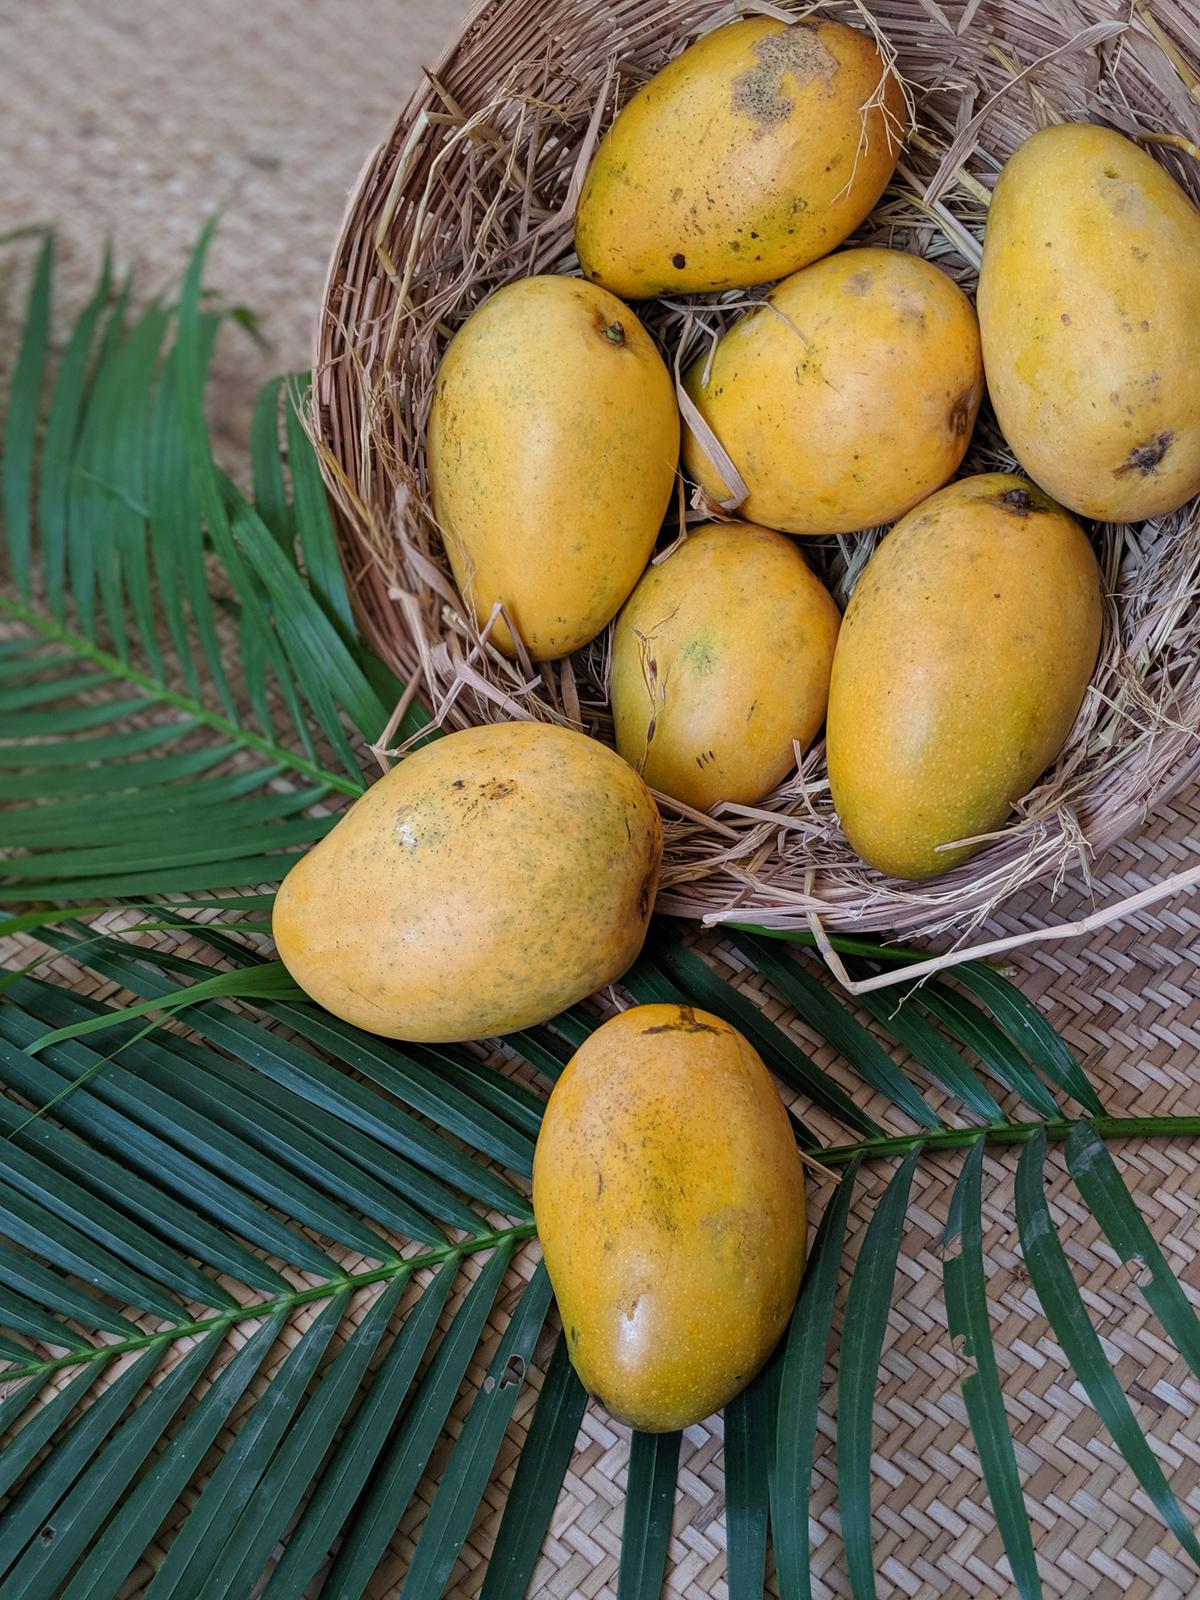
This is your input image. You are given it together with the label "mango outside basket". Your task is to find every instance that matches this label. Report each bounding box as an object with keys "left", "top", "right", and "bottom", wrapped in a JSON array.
[{"left": 312, "top": 0, "right": 1200, "bottom": 966}]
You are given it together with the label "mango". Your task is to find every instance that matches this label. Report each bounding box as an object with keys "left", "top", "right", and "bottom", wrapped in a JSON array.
[
  {"left": 611, "top": 521, "right": 840, "bottom": 809},
  {"left": 533, "top": 1004, "right": 806, "bottom": 1431},
  {"left": 978, "top": 123, "right": 1200, "bottom": 521},
  {"left": 427, "top": 276, "right": 679, "bottom": 661},
  {"left": 826, "top": 474, "right": 1103, "bottom": 880},
  {"left": 683, "top": 248, "right": 983, "bottom": 535},
  {"left": 272, "top": 722, "right": 662, "bottom": 1041},
  {"left": 575, "top": 17, "right": 906, "bottom": 297}
]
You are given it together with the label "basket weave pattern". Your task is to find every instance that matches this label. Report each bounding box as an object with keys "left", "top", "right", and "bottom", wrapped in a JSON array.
[{"left": 316, "top": 0, "right": 1200, "bottom": 946}]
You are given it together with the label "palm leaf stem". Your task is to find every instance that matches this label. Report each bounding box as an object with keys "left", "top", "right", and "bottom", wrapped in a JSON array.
[
  {"left": 0, "top": 1220, "right": 537, "bottom": 1384},
  {"left": 816, "top": 1114, "right": 1200, "bottom": 1166},
  {"left": 0, "top": 594, "right": 364, "bottom": 800}
]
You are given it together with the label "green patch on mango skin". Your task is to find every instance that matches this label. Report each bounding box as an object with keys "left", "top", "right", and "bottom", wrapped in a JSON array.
[{"left": 679, "top": 636, "right": 717, "bottom": 674}]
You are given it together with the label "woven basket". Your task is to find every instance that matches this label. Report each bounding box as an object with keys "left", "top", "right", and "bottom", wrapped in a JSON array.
[{"left": 314, "top": 0, "right": 1200, "bottom": 956}]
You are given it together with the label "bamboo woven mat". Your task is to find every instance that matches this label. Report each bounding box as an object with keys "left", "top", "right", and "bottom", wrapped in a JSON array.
[{"left": 4, "top": 4, "right": 1200, "bottom": 1597}]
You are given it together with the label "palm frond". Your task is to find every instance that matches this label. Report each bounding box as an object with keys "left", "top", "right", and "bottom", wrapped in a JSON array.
[
  {"left": 0, "top": 230, "right": 426, "bottom": 912},
  {"left": 3, "top": 232, "right": 1200, "bottom": 1599}
]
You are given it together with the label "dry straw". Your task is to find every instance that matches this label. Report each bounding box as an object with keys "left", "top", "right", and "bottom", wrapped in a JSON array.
[{"left": 314, "top": 0, "right": 1200, "bottom": 983}]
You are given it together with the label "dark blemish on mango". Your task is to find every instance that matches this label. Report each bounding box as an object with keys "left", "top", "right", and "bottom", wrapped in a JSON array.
[
  {"left": 1103, "top": 165, "right": 1120, "bottom": 179},
  {"left": 638, "top": 868, "right": 655, "bottom": 921},
  {"left": 642, "top": 1006, "right": 719, "bottom": 1036},
  {"left": 672, "top": 252, "right": 687, "bottom": 269},
  {"left": 1060, "top": 312, "right": 1072, "bottom": 325},
  {"left": 1114, "top": 431, "right": 1174, "bottom": 477},
  {"left": 730, "top": 23, "right": 837, "bottom": 133},
  {"left": 1131, "top": 245, "right": 1148, "bottom": 262},
  {"left": 481, "top": 779, "right": 516, "bottom": 800},
  {"left": 844, "top": 270, "right": 872, "bottom": 296},
  {"left": 997, "top": 488, "right": 1034, "bottom": 515},
  {"left": 452, "top": 778, "right": 466, "bottom": 789},
  {"left": 947, "top": 387, "right": 975, "bottom": 437},
  {"left": 569, "top": 1324, "right": 581, "bottom": 1344}
]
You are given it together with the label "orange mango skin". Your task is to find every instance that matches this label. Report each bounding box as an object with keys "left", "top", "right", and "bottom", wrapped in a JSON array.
[
  {"left": 611, "top": 521, "right": 840, "bottom": 809},
  {"left": 272, "top": 722, "right": 662, "bottom": 1042},
  {"left": 978, "top": 123, "right": 1200, "bottom": 521},
  {"left": 683, "top": 248, "right": 983, "bottom": 535},
  {"left": 575, "top": 17, "right": 906, "bottom": 298},
  {"left": 427, "top": 276, "right": 679, "bottom": 661},
  {"left": 826, "top": 474, "right": 1103, "bottom": 880},
  {"left": 533, "top": 1004, "right": 806, "bottom": 1432}
]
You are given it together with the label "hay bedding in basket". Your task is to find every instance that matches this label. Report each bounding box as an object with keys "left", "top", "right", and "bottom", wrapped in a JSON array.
[{"left": 314, "top": 0, "right": 1200, "bottom": 945}]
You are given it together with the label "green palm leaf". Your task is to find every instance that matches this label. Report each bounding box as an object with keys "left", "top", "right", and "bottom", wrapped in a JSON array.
[
  {"left": 479, "top": 1333, "right": 589, "bottom": 1600},
  {"left": 0, "top": 228, "right": 428, "bottom": 913},
  {"left": 943, "top": 1137, "right": 1041, "bottom": 1600},
  {"left": 4, "top": 230, "right": 1200, "bottom": 1600},
  {"left": 618, "top": 1431, "right": 684, "bottom": 1600},
  {"left": 838, "top": 1149, "right": 922, "bottom": 1600}
]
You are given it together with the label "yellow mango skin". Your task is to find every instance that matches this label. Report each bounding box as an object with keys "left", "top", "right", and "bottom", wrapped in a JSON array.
[
  {"left": 427, "top": 276, "right": 679, "bottom": 661},
  {"left": 611, "top": 522, "right": 840, "bottom": 809},
  {"left": 575, "top": 17, "right": 906, "bottom": 298},
  {"left": 683, "top": 248, "right": 983, "bottom": 535},
  {"left": 978, "top": 123, "right": 1200, "bottom": 521},
  {"left": 826, "top": 474, "right": 1103, "bottom": 880},
  {"left": 533, "top": 1004, "right": 806, "bottom": 1432},
  {"left": 272, "top": 722, "right": 662, "bottom": 1042}
]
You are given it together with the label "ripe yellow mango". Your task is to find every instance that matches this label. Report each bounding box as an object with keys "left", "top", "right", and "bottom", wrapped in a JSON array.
[
  {"left": 575, "top": 17, "right": 906, "bottom": 298},
  {"left": 978, "top": 123, "right": 1200, "bottom": 520},
  {"left": 273, "top": 722, "right": 662, "bottom": 1041},
  {"left": 611, "top": 521, "right": 840, "bottom": 809},
  {"left": 533, "top": 1004, "right": 806, "bottom": 1431},
  {"left": 683, "top": 248, "right": 983, "bottom": 535},
  {"left": 427, "top": 276, "right": 679, "bottom": 661},
  {"left": 826, "top": 474, "right": 1103, "bottom": 880}
]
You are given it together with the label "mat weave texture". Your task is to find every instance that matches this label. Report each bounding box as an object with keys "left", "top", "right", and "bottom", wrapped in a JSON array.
[{"left": 3, "top": 5, "right": 1200, "bottom": 1598}]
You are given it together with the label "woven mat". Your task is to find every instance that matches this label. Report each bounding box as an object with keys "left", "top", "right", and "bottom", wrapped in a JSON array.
[{"left": 4, "top": 6, "right": 1200, "bottom": 1597}]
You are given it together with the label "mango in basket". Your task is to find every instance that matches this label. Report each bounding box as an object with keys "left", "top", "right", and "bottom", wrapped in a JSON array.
[
  {"left": 272, "top": 722, "right": 662, "bottom": 1042},
  {"left": 826, "top": 473, "right": 1103, "bottom": 880},
  {"left": 575, "top": 16, "right": 907, "bottom": 297},
  {"left": 533, "top": 1003, "right": 806, "bottom": 1432},
  {"left": 682, "top": 247, "right": 983, "bottom": 536},
  {"left": 611, "top": 521, "right": 840, "bottom": 810},
  {"left": 978, "top": 122, "right": 1200, "bottom": 521},
  {"left": 427, "top": 276, "right": 678, "bottom": 662}
]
